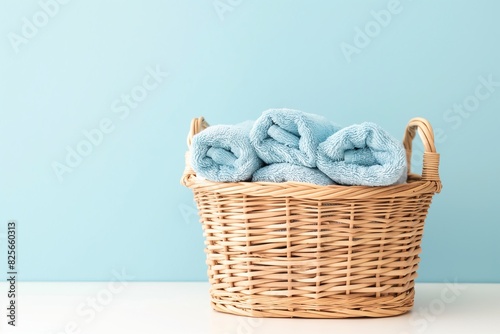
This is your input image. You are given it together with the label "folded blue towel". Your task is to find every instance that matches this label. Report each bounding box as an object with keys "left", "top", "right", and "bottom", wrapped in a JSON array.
[
  {"left": 252, "top": 163, "right": 336, "bottom": 186},
  {"left": 250, "top": 109, "right": 341, "bottom": 167},
  {"left": 344, "top": 148, "right": 377, "bottom": 166},
  {"left": 317, "top": 122, "right": 407, "bottom": 186},
  {"left": 190, "top": 121, "right": 263, "bottom": 182}
]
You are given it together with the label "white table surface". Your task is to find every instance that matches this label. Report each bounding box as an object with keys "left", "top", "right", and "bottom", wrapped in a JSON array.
[{"left": 0, "top": 282, "right": 498, "bottom": 334}]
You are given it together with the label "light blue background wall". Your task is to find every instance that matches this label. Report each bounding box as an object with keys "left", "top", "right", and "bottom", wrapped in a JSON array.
[{"left": 1, "top": 0, "right": 499, "bottom": 282}]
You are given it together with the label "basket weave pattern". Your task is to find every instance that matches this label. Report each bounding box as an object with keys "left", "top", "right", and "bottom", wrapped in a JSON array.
[{"left": 182, "top": 117, "right": 441, "bottom": 318}]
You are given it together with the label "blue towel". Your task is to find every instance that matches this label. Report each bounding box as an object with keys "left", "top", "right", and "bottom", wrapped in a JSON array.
[
  {"left": 317, "top": 122, "right": 407, "bottom": 186},
  {"left": 190, "top": 121, "right": 263, "bottom": 182},
  {"left": 344, "top": 148, "right": 377, "bottom": 166},
  {"left": 252, "top": 163, "right": 336, "bottom": 186},
  {"left": 250, "top": 109, "right": 341, "bottom": 167}
]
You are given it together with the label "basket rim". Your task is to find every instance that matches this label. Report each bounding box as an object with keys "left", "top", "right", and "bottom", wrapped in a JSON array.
[{"left": 183, "top": 172, "right": 440, "bottom": 200}]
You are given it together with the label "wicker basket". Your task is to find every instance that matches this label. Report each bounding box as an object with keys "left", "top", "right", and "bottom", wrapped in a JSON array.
[{"left": 181, "top": 116, "right": 441, "bottom": 318}]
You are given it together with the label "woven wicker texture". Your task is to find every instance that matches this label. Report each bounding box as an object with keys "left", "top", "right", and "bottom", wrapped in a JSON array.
[{"left": 181, "top": 117, "right": 441, "bottom": 318}]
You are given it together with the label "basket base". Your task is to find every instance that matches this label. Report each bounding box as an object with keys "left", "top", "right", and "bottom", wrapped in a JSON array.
[{"left": 210, "top": 288, "right": 415, "bottom": 318}]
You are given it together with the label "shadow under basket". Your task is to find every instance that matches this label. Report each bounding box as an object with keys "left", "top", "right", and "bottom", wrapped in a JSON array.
[{"left": 181, "top": 117, "right": 442, "bottom": 319}]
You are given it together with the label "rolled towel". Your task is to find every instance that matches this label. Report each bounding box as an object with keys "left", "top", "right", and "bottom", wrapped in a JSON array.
[
  {"left": 190, "top": 121, "right": 263, "bottom": 182},
  {"left": 317, "top": 122, "right": 407, "bottom": 186},
  {"left": 250, "top": 109, "right": 341, "bottom": 167},
  {"left": 344, "top": 148, "right": 377, "bottom": 166},
  {"left": 252, "top": 163, "right": 336, "bottom": 186}
]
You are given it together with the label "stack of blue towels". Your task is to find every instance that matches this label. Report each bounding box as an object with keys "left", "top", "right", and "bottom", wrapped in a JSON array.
[{"left": 190, "top": 109, "right": 407, "bottom": 186}]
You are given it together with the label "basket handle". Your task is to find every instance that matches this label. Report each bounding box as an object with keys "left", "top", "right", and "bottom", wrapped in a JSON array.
[
  {"left": 181, "top": 117, "right": 209, "bottom": 186},
  {"left": 186, "top": 116, "right": 209, "bottom": 147},
  {"left": 403, "top": 117, "right": 441, "bottom": 190}
]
